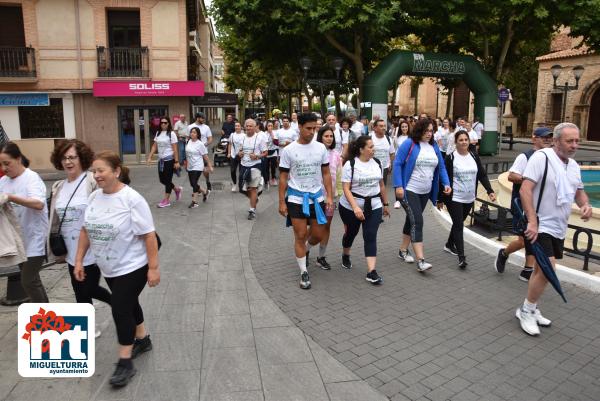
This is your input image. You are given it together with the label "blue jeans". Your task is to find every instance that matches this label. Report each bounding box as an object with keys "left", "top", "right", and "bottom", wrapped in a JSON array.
[{"left": 178, "top": 139, "right": 187, "bottom": 163}]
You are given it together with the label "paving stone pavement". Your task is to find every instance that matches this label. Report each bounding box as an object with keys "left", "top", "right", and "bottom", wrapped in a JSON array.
[
  {"left": 0, "top": 166, "right": 386, "bottom": 401},
  {"left": 250, "top": 186, "right": 600, "bottom": 401}
]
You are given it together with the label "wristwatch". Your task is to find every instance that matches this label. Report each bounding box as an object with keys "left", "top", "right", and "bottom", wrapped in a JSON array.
[{"left": 383, "top": 203, "right": 389, "bottom": 206}]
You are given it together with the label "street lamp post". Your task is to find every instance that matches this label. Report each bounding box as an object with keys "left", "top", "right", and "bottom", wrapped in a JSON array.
[
  {"left": 551, "top": 64, "right": 585, "bottom": 122},
  {"left": 300, "top": 56, "right": 344, "bottom": 117}
]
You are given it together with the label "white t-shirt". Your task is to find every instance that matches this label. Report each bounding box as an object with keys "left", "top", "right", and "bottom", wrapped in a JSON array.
[
  {"left": 185, "top": 140, "right": 208, "bottom": 171},
  {"left": 340, "top": 158, "right": 383, "bottom": 211},
  {"left": 370, "top": 134, "right": 395, "bottom": 169},
  {"left": 265, "top": 131, "right": 278, "bottom": 153},
  {"left": 334, "top": 128, "right": 349, "bottom": 155},
  {"left": 276, "top": 127, "right": 298, "bottom": 151},
  {"left": 406, "top": 142, "right": 438, "bottom": 195},
  {"left": 473, "top": 122, "right": 484, "bottom": 139},
  {"left": 351, "top": 121, "right": 364, "bottom": 138},
  {"left": 240, "top": 133, "right": 267, "bottom": 167},
  {"left": 468, "top": 130, "right": 479, "bottom": 143},
  {"left": 229, "top": 132, "right": 245, "bottom": 158},
  {"left": 523, "top": 149, "right": 583, "bottom": 239},
  {"left": 55, "top": 173, "right": 95, "bottom": 266},
  {"left": 509, "top": 153, "right": 529, "bottom": 176},
  {"left": 436, "top": 128, "right": 450, "bottom": 152},
  {"left": 396, "top": 135, "right": 409, "bottom": 148},
  {"left": 451, "top": 152, "right": 478, "bottom": 203},
  {"left": 173, "top": 120, "right": 188, "bottom": 138},
  {"left": 188, "top": 122, "right": 212, "bottom": 145},
  {"left": 279, "top": 141, "right": 329, "bottom": 205},
  {"left": 84, "top": 186, "right": 155, "bottom": 278},
  {"left": 290, "top": 121, "right": 299, "bottom": 132},
  {"left": 154, "top": 131, "right": 178, "bottom": 159},
  {"left": 0, "top": 168, "right": 48, "bottom": 257}
]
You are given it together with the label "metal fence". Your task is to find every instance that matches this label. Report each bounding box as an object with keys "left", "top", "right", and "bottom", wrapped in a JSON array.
[
  {"left": 97, "top": 46, "right": 149, "bottom": 78},
  {"left": 0, "top": 46, "right": 36, "bottom": 77},
  {"left": 471, "top": 198, "right": 600, "bottom": 271}
]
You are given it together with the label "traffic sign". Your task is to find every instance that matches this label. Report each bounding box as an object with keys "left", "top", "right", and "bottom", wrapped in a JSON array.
[{"left": 498, "top": 88, "right": 510, "bottom": 103}]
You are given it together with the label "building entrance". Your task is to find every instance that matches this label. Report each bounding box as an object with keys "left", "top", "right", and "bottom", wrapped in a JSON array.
[
  {"left": 118, "top": 106, "right": 168, "bottom": 163},
  {"left": 587, "top": 88, "right": 600, "bottom": 142}
]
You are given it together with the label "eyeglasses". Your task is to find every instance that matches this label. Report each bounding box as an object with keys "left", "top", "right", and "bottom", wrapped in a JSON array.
[
  {"left": 425, "top": 129, "right": 434, "bottom": 133},
  {"left": 62, "top": 155, "right": 79, "bottom": 162},
  {"left": 160, "top": 121, "right": 169, "bottom": 124}
]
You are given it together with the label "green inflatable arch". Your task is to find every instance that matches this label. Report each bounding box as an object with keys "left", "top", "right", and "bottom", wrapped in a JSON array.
[{"left": 363, "top": 50, "right": 499, "bottom": 154}]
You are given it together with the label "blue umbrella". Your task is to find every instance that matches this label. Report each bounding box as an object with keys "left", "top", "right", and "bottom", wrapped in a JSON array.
[{"left": 513, "top": 199, "right": 567, "bottom": 303}]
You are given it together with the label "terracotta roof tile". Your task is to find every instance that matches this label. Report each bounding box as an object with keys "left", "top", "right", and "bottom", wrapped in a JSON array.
[{"left": 536, "top": 47, "right": 591, "bottom": 61}]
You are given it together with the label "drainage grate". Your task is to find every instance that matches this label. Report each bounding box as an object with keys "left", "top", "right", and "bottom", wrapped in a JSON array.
[{"left": 211, "top": 182, "right": 225, "bottom": 191}]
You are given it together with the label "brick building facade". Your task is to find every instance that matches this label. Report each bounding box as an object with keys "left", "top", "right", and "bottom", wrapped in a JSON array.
[{"left": 534, "top": 29, "right": 600, "bottom": 141}]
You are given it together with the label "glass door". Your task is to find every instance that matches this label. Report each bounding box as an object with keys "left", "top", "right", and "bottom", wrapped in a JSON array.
[{"left": 119, "top": 106, "right": 168, "bottom": 163}]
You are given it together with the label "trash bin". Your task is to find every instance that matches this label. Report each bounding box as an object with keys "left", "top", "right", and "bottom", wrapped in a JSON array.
[{"left": 479, "top": 131, "right": 499, "bottom": 155}]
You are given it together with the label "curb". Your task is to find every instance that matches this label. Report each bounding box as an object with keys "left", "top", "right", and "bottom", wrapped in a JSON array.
[{"left": 432, "top": 207, "right": 600, "bottom": 294}]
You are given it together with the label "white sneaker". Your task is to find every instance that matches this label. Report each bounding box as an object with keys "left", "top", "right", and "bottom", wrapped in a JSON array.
[
  {"left": 417, "top": 259, "right": 432, "bottom": 272},
  {"left": 394, "top": 200, "right": 401, "bottom": 209},
  {"left": 515, "top": 307, "right": 540, "bottom": 336},
  {"left": 231, "top": 184, "right": 238, "bottom": 192},
  {"left": 534, "top": 308, "right": 552, "bottom": 327},
  {"left": 398, "top": 249, "right": 415, "bottom": 263}
]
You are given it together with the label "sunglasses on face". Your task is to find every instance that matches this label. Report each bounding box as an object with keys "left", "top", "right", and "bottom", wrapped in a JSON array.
[{"left": 161, "top": 121, "right": 169, "bottom": 124}]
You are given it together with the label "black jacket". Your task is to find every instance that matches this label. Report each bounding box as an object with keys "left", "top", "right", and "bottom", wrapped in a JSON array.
[{"left": 439, "top": 150, "right": 494, "bottom": 204}]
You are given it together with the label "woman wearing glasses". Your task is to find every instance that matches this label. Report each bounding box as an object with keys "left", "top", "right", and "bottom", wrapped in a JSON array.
[
  {"left": 146, "top": 117, "right": 182, "bottom": 208},
  {"left": 393, "top": 118, "right": 451, "bottom": 272},
  {"left": 48, "top": 139, "right": 111, "bottom": 336}
]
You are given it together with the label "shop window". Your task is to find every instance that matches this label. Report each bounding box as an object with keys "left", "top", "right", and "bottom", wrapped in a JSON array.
[
  {"left": 551, "top": 93, "right": 563, "bottom": 121},
  {"left": 18, "top": 98, "right": 65, "bottom": 139}
]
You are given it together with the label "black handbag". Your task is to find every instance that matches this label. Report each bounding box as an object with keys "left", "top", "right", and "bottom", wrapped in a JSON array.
[{"left": 49, "top": 175, "right": 86, "bottom": 256}]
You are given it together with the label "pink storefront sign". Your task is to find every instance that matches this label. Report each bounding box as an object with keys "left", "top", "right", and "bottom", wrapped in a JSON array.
[{"left": 93, "top": 81, "right": 204, "bottom": 97}]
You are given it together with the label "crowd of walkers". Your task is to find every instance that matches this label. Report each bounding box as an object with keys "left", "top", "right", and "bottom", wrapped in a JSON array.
[
  {"left": 0, "top": 110, "right": 592, "bottom": 390},
  {"left": 0, "top": 140, "right": 158, "bottom": 388}
]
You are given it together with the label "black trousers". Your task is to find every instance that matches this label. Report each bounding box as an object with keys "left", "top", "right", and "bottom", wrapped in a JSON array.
[
  {"left": 265, "top": 157, "right": 277, "bottom": 180},
  {"left": 401, "top": 190, "right": 429, "bottom": 243},
  {"left": 158, "top": 159, "right": 175, "bottom": 194},
  {"left": 339, "top": 205, "right": 383, "bottom": 257},
  {"left": 446, "top": 200, "right": 473, "bottom": 258},
  {"left": 230, "top": 156, "right": 240, "bottom": 184},
  {"left": 188, "top": 170, "right": 202, "bottom": 193},
  {"left": 105, "top": 265, "right": 148, "bottom": 346},
  {"left": 68, "top": 263, "right": 112, "bottom": 305}
]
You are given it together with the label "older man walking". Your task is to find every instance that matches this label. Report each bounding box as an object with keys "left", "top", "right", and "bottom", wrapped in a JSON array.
[{"left": 516, "top": 123, "right": 592, "bottom": 336}]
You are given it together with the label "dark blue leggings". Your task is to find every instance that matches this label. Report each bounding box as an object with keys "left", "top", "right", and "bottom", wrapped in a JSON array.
[
  {"left": 401, "top": 190, "right": 429, "bottom": 242},
  {"left": 339, "top": 205, "right": 382, "bottom": 257}
]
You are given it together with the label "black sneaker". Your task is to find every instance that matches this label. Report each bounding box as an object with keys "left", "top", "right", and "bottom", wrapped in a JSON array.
[
  {"left": 458, "top": 256, "right": 468, "bottom": 269},
  {"left": 109, "top": 362, "right": 136, "bottom": 387},
  {"left": 519, "top": 267, "right": 533, "bottom": 282},
  {"left": 247, "top": 210, "right": 256, "bottom": 220},
  {"left": 188, "top": 201, "right": 199, "bottom": 209},
  {"left": 341, "top": 254, "right": 352, "bottom": 269},
  {"left": 366, "top": 270, "right": 383, "bottom": 285},
  {"left": 444, "top": 243, "right": 458, "bottom": 256},
  {"left": 316, "top": 257, "right": 331, "bottom": 270},
  {"left": 494, "top": 248, "right": 508, "bottom": 273},
  {"left": 300, "top": 271, "right": 311, "bottom": 289},
  {"left": 131, "top": 335, "right": 152, "bottom": 359},
  {"left": 203, "top": 189, "right": 211, "bottom": 202}
]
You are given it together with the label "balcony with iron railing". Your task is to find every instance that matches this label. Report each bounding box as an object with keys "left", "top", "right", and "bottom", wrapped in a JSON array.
[
  {"left": 0, "top": 46, "right": 37, "bottom": 82},
  {"left": 96, "top": 46, "right": 149, "bottom": 78}
]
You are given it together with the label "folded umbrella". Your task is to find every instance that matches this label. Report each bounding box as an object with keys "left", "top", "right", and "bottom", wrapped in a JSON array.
[{"left": 513, "top": 199, "right": 567, "bottom": 303}]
